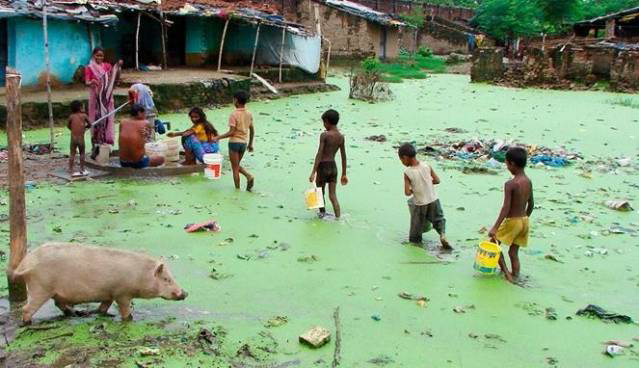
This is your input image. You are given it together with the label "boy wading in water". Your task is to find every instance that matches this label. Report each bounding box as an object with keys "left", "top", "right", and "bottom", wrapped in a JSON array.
[
  {"left": 309, "top": 109, "right": 348, "bottom": 218},
  {"left": 489, "top": 147, "right": 534, "bottom": 283},
  {"left": 68, "top": 101, "right": 90, "bottom": 177},
  {"left": 215, "top": 91, "right": 255, "bottom": 191},
  {"left": 398, "top": 143, "right": 452, "bottom": 251}
]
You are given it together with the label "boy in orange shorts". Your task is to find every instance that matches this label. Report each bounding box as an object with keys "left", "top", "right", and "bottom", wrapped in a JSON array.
[{"left": 488, "top": 147, "right": 534, "bottom": 283}]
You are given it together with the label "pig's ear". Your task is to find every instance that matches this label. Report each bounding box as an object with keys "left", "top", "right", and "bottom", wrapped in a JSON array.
[{"left": 154, "top": 263, "right": 165, "bottom": 277}]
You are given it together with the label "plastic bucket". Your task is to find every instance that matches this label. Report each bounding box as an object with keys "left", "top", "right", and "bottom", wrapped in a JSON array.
[
  {"left": 305, "top": 187, "right": 325, "bottom": 210},
  {"left": 145, "top": 142, "right": 167, "bottom": 158},
  {"left": 473, "top": 241, "right": 501, "bottom": 274},
  {"left": 203, "top": 153, "right": 223, "bottom": 179}
]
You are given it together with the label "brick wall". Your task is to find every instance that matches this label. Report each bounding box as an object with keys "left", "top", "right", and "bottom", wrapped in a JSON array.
[
  {"left": 334, "top": 0, "right": 475, "bottom": 23},
  {"left": 295, "top": 0, "right": 401, "bottom": 59}
]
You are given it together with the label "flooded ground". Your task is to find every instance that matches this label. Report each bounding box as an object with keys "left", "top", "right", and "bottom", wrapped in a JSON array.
[{"left": 1, "top": 74, "right": 638, "bottom": 367}]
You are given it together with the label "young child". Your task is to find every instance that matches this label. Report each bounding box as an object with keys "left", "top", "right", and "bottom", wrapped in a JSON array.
[
  {"left": 398, "top": 143, "right": 451, "bottom": 250},
  {"left": 309, "top": 109, "right": 348, "bottom": 218},
  {"left": 488, "top": 147, "right": 534, "bottom": 283},
  {"left": 214, "top": 91, "right": 255, "bottom": 191},
  {"left": 68, "top": 101, "right": 90, "bottom": 176}
]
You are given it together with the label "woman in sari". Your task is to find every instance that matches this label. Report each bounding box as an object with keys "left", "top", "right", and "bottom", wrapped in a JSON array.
[
  {"left": 85, "top": 47, "right": 122, "bottom": 157},
  {"left": 167, "top": 107, "right": 219, "bottom": 165}
]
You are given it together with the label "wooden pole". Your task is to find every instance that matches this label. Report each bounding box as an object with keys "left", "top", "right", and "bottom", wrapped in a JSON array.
[
  {"left": 278, "top": 27, "right": 286, "bottom": 83},
  {"left": 250, "top": 23, "right": 261, "bottom": 77},
  {"left": 325, "top": 37, "right": 332, "bottom": 73},
  {"left": 159, "top": 5, "right": 168, "bottom": 69},
  {"left": 314, "top": 4, "right": 321, "bottom": 36},
  {"left": 217, "top": 18, "right": 230, "bottom": 72},
  {"left": 42, "top": 1, "right": 54, "bottom": 151},
  {"left": 135, "top": 12, "right": 141, "bottom": 70},
  {"left": 87, "top": 24, "right": 95, "bottom": 52},
  {"left": 5, "top": 68, "right": 27, "bottom": 303}
]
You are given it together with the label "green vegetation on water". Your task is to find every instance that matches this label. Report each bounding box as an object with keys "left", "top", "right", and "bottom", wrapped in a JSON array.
[
  {"left": 2, "top": 74, "right": 639, "bottom": 367},
  {"left": 360, "top": 50, "right": 448, "bottom": 84}
]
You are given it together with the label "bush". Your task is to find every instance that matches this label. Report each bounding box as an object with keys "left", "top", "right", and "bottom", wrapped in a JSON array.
[
  {"left": 417, "top": 47, "right": 432, "bottom": 58},
  {"left": 361, "top": 57, "right": 382, "bottom": 74}
]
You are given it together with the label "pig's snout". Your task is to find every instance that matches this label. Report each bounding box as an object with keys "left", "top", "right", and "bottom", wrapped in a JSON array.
[{"left": 174, "top": 290, "right": 188, "bottom": 300}]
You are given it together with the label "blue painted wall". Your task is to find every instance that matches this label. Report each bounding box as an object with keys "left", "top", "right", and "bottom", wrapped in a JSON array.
[
  {"left": 185, "top": 16, "right": 223, "bottom": 66},
  {"left": 8, "top": 17, "right": 95, "bottom": 86}
]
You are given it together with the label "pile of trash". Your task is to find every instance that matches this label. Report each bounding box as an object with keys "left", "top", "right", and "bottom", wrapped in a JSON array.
[{"left": 418, "top": 138, "right": 582, "bottom": 168}]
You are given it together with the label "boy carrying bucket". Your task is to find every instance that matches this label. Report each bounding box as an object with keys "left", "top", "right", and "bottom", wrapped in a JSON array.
[
  {"left": 309, "top": 109, "right": 348, "bottom": 218},
  {"left": 398, "top": 143, "right": 452, "bottom": 251},
  {"left": 488, "top": 147, "right": 534, "bottom": 283},
  {"left": 214, "top": 91, "right": 255, "bottom": 191}
]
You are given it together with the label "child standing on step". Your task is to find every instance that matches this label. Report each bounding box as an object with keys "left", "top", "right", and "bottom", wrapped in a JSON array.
[{"left": 68, "top": 101, "right": 90, "bottom": 177}]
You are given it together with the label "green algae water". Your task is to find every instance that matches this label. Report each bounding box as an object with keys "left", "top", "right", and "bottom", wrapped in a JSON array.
[{"left": 1, "top": 74, "right": 638, "bottom": 367}]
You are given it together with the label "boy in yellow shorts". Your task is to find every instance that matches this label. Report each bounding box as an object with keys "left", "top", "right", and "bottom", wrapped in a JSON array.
[{"left": 488, "top": 147, "right": 534, "bottom": 283}]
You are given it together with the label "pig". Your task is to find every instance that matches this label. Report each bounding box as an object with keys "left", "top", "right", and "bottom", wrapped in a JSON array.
[{"left": 11, "top": 242, "right": 188, "bottom": 324}]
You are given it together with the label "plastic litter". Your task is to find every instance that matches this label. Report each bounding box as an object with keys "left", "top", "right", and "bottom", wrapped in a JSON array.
[
  {"left": 184, "top": 221, "right": 221, "bottom": 233},
  {"left": 576, "top": 304, "right": 633, "bottom": 324},
  {"left": 604, "top": 200, "right": 633, "bottom": 211}
]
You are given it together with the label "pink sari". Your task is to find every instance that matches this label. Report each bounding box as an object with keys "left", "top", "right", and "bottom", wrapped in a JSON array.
[{"left": 86, "top": 59, "right": 118, "bottom": 146}]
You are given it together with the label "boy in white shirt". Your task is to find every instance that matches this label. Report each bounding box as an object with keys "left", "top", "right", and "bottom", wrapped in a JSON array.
[{"left": 398, "top": 143, "right": 452, "bottom": 251}]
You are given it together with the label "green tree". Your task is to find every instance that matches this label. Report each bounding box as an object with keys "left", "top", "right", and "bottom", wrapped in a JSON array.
[
  {"left": 537, "top": 0, "right": 581, "bottom": 31},
  {"left": 577, "top": 0, "right": 639, "bottom": 20},
  {"left": 473, "top": 0, "right": 543, "bottom": 41}
]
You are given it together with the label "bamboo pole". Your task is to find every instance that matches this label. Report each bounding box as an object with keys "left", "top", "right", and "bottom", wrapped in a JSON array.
[
  {"left": 217, "top": 18, "right": 230, "bottom": 72},
  {"left": 325, "top": 38, "right": 332, "bottom": 72},
  {"left": 159, "top": 5, "right": 168, "bottom": 69},
  {"left": 278, "top": 27, "right": 286, "bottom": 83},
  {"left": 42, "top": 1, "right": 54, "bottom": 151},
  {"left": 249, "top": 23, "right": 261, "bottom": 77},
  {"left": 5, "top": 68, "right": 27, "bottom": 303},
  {"left": 135, "top": 12, "right": 141, "bottom": 70}
]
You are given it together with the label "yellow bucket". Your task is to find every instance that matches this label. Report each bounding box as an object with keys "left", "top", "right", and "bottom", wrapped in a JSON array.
[{"left": 473, "top": 241, "right": 501, "bottom": 274}]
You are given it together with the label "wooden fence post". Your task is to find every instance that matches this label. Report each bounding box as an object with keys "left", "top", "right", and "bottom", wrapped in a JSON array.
[
  {"left": 135, "top": 12, "right": 141, "bottom": 70},
  {"left": 278, "top": 27, "right": 286, "bottom": 83},
  {"left": 5, "top": 68, "right": 27, "bottom": 303},
  {"left": 217, "top": 18, "right": 230, "bottom": 72},
  {"left": 250, "top": 23, "right": 261, "bottom": 77},
  {"left": 159, "top": 6, "right": 168, "bottom": 69}
]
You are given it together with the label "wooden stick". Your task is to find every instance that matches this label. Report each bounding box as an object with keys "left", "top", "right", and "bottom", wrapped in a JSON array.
[
  {"left": 325, "top": 37, "right": 332, "bottom": 73},
  {"left": 159, "top": 6, "right": 168, "bottom": 69},
  {"left": 42, "top": 1, "right": 55, "bottom": 152},
  {"left": 278, "top": 27, "right": 286, "bottom": 83},
  {"left": 332, "top": 306, "right": 341, "bottom": 368},
  {"left": 217, "top": 18, "right": 230, "bottom": 72},
  {"left": 314, "top": 4, "right": 321, "bottom": 36},
  {"left": 250, "top": 23, "right": 261, "bottom": 77},
  {"left": 135, "top": 12, "right": 141, "bottom": 70},
  {"left": 5, "top": 69, "right": 27, "bottom": 303}
]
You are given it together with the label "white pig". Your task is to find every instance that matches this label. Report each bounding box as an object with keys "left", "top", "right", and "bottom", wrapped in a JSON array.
[{"left": 11, "top": 242, "right": 188, "bottom": 324}]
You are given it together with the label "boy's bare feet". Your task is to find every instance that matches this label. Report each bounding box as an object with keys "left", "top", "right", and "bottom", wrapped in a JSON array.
[
  {"left": 503, "top": 270, "right": 515, "bottom": 283},
  {"left": 246, "top": 176, "right": 255, "bottom": 192},
  {"left": 440, "top": 236, "right": 453, "bottom": 251}
]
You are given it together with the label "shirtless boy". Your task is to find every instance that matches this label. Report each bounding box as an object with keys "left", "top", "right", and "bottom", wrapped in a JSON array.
[
  {"left": 488, "top": 147, "right": 534, "bottom": 283},
  {"left": 119, "top": 104, "right": 164, "bottom": 169},
  {"left": 68, "top": 101, "right": 90, "bottom": 176},
  {"left": 309, "top": 109, "right": 348, "bottom": 218}
]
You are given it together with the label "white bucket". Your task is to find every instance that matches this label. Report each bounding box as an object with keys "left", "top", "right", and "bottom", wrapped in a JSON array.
[
  {"left": 145, "top": 142, "right": 167, "bottom": 158},
  {"left": 162, "top": 137, "right": 181, "bottom": 162},
  {"left": 96, "top": 144, "right": 111, "bottom": 165},
  {"left": 203, "top": 153, "right": 223, "bottom": 179}
]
